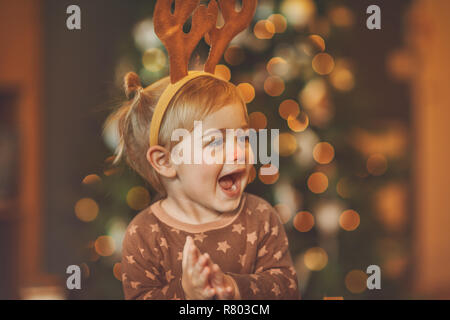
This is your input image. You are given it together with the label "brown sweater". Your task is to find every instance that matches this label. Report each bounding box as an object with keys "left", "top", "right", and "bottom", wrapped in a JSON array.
[{"left": 121, "top": 192, "right": 300, "bottom": 300}]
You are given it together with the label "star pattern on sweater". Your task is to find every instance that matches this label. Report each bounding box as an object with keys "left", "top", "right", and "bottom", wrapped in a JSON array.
[
  {"left": 128, "top": 224, "right": 138, "bottom": 235},
  {"left": 256, "top": 202, "right": 269, "bottom": 213},
  {"left": 150, "top": 224, "right": 160, "bottom": 233},
  {"left": 250, "top": 274, "right": 259, "bottom": 280},
  {"left": 139, "top": 247, "right": 145, "bottom": 257},
  {"left": 122, "top": 273, "right": 127, "bottom": 282},
  {"left": 232, "top": 223, "right": 245, "bottom": 235},
  {"left": 272, "top": 283, "right": 281, "bottom": 296},
  {"left": 143, "top": 290, "right": 153, "bottom": 300},
  {"left": 145, "top": 270, "right": 156, "bottom": 280},
  {"left": 247, "top": 231, "right": 257, "bottom": 245},
  {"left": 165, "top": 270, "right": 175, "bottom": 283},
  {"left": 126, "top": 255, "right": 135, "bottom": 264},
  {"left": 257, "top": 245, "right": 268, "bottom": 257},
  {"left": 271, "top": 225, "right": 279, "bottom": 237},
  {"left": 194, "top": 232, "right": 207, "bottom": 243},
  {"left": 289, "top": 278, "right": 297, "bottom": 290},
  {"left": 177, "top": 251, "right": 183, "bottom": 261},
  {"left": 217, "top": 240, "right": 231, "bottom": 253},
  {"left": 171, "top": 293, "right": 181, "bottom": 300},
  {"left": 274, "top": 250, "right": 283, "bottom": 261},
  {"left": 160, "top": 237, "right": 168, "bottom": 249},
  {"left": 238, "top": 253, "right": 246, "bottom": 267},
  {"left": 250, "top": 281, "right": 259, "bottom": 295},
  {"left": 246, "top": 208, "right": 253, "bottom": 215},
  {"left": 171, "top": 228, "right": 180, "bottom": 234},
  {"left": 264, "top": 221, "right": 269, "bottom": 234},
  {"left": 130, "top": 281, "right": 141, "bottom": 289},
  {"left": 161, "top": 285, "right": 169, "bottom": 295},
  {"left": 269, "top": 268, "right": 283, "bottom": 275}
]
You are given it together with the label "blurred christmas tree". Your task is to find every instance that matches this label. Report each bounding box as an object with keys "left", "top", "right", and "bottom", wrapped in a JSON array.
[{"left": 74, "top": 0, "right": 412, "bottom": 299}]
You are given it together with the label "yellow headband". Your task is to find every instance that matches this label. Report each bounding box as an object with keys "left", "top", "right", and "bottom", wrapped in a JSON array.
[{"left": 149, "top": 70, "right": 227, "bottom": 147}]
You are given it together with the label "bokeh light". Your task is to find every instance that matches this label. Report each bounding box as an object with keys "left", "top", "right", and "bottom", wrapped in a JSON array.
[
  {"left": 249, "top": 111, "right": 267, "bottom": 130},
  {"left": 268, "top": 14, "right": 288, "bottom": 33},
  {"left": 82, "top": 174, "right": 101, "bottom": 185},
  {"left": 142, "top": 48, "right": 166, "bottom": 72},
  {"left": 366, "top": 153, "right": 388, "bottom": 176},
  {"left": 312, "top": 53, "right": 335, "bottom": 75},
  {"left": 237, "top": 83, "right": 255, "bottom": 103},
  {"left": 293, "top": 211, "right": 315, "bottom": 232},
  {"left": 277, "top": 132, "right": 298, "bottom": 157},
  {"left": 279, "top": 99, "right": 300, "bottom": 120},
  {"left": 75, "top": 198, "right": 99, "bottom": 222},
  {"left": 345, "top": 270, "right": 368, "bottom": 293},
  {"left": 307, "top": 172, "right": 328, "bottom": 194},
  {"left": 339, "top": 209, "right": 360, "bottom": 231},
  {"left": 247, "top": 165, "right": 257, "bottom": 184},
  {"left": 329, "top": 6, "right": 355, "bottom": 28},
  {"left": 224, "top": 46, "right": 245, "bottom": 66},
  {"left": 264, "top": 76, "right": 285, "bottom": 96},
  {"left": 304, "top": 247, "right": 328, "bottom": 271},
  {"left": 281, "top": 0, "right": 316, "bottom": 29},
  {"left": 94, "top": 235, "right": 115, "bottom": 257},
  {"left": 313, "top": 142, "right": 335, "bottom": 164},
  {"left": 254, "top": 20, "right": 275, "bottom": 39},
  {"left": 258, "top": 164, "right": 279, "bottom": 184},
  {"left": 274, "top": 203, "right": 293, "bottom": 224},
  {"left": 267, "top": 57, "right": 289, "bottom": 77},
  {"left": 214, "top": 64, "right": 231, "bottom": 81},
  {"left": 336, "top": 177, "right": 352, "bottom": 199},
  {"left": 330, "top": 59, "right": 355, "bottom": 91},
  {"left": 126, "top": 186, "right": 151, "bottom": 211},
  {"left": 287, "top": 113, "right": 309, "bottom": 132},
  {"left": 113, "top": 262, "right": 122, "bottom": 281}
]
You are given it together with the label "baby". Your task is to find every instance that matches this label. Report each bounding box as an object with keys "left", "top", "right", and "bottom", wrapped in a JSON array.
[{"left": 107, "top": 71, "right": 300, "bottom": 300}]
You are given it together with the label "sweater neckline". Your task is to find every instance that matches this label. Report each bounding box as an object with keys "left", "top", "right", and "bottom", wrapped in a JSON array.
[{"left": 150, "top": 193, "right": 247, "bottom": 233}]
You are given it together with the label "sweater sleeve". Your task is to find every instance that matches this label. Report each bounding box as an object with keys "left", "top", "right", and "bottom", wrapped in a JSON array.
[
  {"left": 225, "top": 207, "right": 300, "bottom": 300},
  {"left": 121, "top": 221, "right": 186, "bottom": 300}
]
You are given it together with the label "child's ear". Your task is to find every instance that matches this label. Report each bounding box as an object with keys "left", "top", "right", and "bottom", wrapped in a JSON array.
[{"left": 146, "top": 146, "right": 176, "bottom": 178}]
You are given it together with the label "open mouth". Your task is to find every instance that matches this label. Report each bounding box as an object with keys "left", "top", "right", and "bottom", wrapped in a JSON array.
[{"left": 218, "top": 169, "right": 245, "bottom": 197}]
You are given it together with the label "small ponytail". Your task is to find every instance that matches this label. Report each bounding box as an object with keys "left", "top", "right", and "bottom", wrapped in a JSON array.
[{"left": 124, "top": 72, "right": 143, "bottom": 100}]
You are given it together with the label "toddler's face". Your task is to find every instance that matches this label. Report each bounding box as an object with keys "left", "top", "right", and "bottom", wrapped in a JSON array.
[{"left": 173, "top": 102, "right": 254, "bottom": 213}]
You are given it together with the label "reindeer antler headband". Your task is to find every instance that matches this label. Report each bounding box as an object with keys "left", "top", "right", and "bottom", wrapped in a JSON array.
[{"left": 148, "top": 0, "right": 258, "bottom": 147}]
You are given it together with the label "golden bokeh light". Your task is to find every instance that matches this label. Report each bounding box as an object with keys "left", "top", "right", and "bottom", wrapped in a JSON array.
[
  {"left": 293, "top": 211, "right": 315, "bottom": 232},
  {"left": 75, "top": 198, "right": 99, "bottom": 222},
  {"left": 278, "top": 132, "right": 298, "bottom": 157},
  {"left": 307, "top": 172, "right": 328, "bottom": 194},
  {"left": 80, "top": 262, "right": 90, "bottom": 278},
  {"left": 113, "top": 262, "right": 122, "bottom": 281},
  {"left": 279, "top": 99, "right": 300, "bottom": 120},
  {"left": 94, "top": 235, "right": 115, "bottom": 257},
  {"left": 224, "top": 46, "right": 245, "bottom": 66},
  {"left": 214, "top": 64, "right": 231, "bottom": 81},
  {"left": 304, "top": 247, "right": 328, "bottom": 271},
  {"left": 309, "top": 34, "right": 325, "bottom": 52},
  {"left": 142, "top": 48, "right": 166, "bottom": 72},
  {"left": 247, "top": 165, "right": 257, "bottom": 184},
  {"left": 336, "top": 177, "right": 352, "bottom": 199},
  {"left": 264, "top": 76, "right": 285, "bottom": 96},
  {"left": 281, "top": 0, "right": 317, "bottom": 29},
  {"left": 249, "top": 112, "right": 267, "bottom": 130},
  {"left": 254, "top": 20, "right": 275, "bottom": 39},
  {"left": 329, "top": 6, "right": 355, "bottom": 27},
  {"left": 313, "top": 142, "right": 335, "bottom": 164},
  {"left": 82, "top": 174, "right": 101, "bottom": 185},
  {"left": 345, "top": 270, "right": 368, "bottom": 294},
  {"left": 126, "top": 186, "right": 151, "bottom": 211},
  {"left": 237, "top": 83, "right": 255, "bottom": 103},
  {"left": 339, "top": 209, "right": 360, "bottom": 231},
  {"left": 268, "top": 14, "right": 288, "bottom": 33},
  {"left": 267, "top": 57, "right": 289, "bottom": 77},
  {"left": 287, "top": 113, "right": 309, "bottom": 132},
  {"left": 274, "top": 203, "right": 293, "bottom": 224},
  {"left": 366, "top": 153, "right": 388, "bottom": 176},
  {"left": 374, "top": 182, "right": 407, "bottom": 232},
  {"left": 330, "top": 59, "right": 355, "bottom": 91},
  {"left": 258, "top": 164, "right": 279, "bottom": 185},
  {"left": 312, "top": 53, "right": 335, "bottom": 75}
]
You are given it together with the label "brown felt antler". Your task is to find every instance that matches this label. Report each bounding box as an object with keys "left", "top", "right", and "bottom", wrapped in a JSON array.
[
  {"left": 154, "top": 0, "right": 219, "bottom": 83},
  {"left": 204, "top": 0, "right": 258, "bottom": 74}
]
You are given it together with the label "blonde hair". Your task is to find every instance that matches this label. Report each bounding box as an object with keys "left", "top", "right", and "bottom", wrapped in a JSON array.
[{"left": 103, "top": 72, "right": 248, "bottom": 198}]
